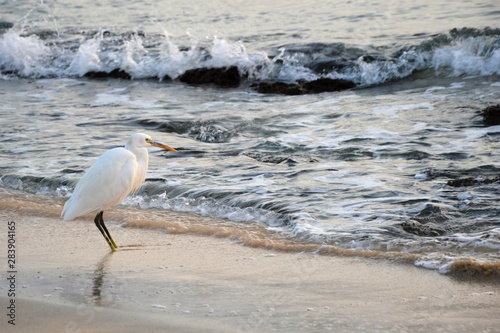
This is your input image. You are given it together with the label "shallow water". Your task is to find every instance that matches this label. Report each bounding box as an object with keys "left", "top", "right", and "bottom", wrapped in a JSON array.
[{"left": 1, "top": 0, "right": 499, "bottom": 276}]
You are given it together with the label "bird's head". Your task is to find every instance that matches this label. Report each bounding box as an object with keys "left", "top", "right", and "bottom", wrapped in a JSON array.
[{"left": 127, "top": 133, "right": 177, "bottom": 152}]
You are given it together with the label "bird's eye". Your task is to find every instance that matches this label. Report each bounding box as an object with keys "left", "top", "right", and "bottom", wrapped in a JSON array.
[{"left": 145, "top": 138, "right": 151, "bottom": 143}]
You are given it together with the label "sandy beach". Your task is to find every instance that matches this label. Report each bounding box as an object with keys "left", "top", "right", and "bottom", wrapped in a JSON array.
[
  {"left": 1, "top": 0, "right": 500, "bottom": 332},
  {"left": 1, "top": 202, "right": 499, "bottom": 333}
]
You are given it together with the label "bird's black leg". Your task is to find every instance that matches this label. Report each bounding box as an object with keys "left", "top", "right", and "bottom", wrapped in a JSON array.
[
  {"left": 94, "top": 211, "right": 117, "bottom": 251},
  {"left": 99, "top": 212, "right": 118, "bottom": 250}
]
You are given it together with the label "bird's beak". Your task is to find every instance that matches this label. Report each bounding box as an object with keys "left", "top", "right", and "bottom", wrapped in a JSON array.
[{"left": 151, "top": 141, "right": 177, "bottom": 152}]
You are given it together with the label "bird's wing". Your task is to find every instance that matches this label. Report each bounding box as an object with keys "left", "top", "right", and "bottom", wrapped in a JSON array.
[{"left": 62, "top": 147, "right": 139, "bottom": 221}]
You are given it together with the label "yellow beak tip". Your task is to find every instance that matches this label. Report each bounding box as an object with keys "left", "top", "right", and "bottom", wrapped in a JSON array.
[{"left": 152, "top": 141, "right": 177, "bottom": 152}]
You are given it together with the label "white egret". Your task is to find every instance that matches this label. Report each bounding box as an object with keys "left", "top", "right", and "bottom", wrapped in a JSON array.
[{"left": 61, "top": 133, "right": 177, "bottom": 251}]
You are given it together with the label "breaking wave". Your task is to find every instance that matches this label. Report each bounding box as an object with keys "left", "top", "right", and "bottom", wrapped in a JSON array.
[{"left": 1, "top": 26, "right": 499, "bottom": 88}]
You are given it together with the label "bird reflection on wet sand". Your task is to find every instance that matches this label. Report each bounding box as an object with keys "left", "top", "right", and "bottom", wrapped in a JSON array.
[
  {"left": 91, "top": 245, "right": 144, "bottom": 306},
  {"left": 92, "top": 253, "right": 113, "bottom": 306}
]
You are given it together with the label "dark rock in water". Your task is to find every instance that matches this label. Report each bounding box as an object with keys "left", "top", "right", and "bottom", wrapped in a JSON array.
[
  {"left": 308, "top": 60, "right": 350, "bottom": 74},
  {"left": 84, "top": 68, "right": 131, "bottom": 80},
  {"left": 401, "top": 220, "right": 446, "bottom": 237},
  {"left": 0, "top": 70, "right": 19, "bottom": 76},
  {"left": 251, "top": 78, "right": 356, "bottom": 95},
  {"left": 250, "top": 82, "right": 304, "bottom": 95},
  {"left": 301, "top": 78, "right": 356, "bottom": 93},
  {"left": 413, "top": 204, "right": 449, "bottom": 224},
  {"left": 178, "top": 66, "right": 241, "bottom": 88},
  {"left": 160, "top": 74, "right": 172, "bottom": 82},
  {"left": 244, "top": 152, "right": 297, "bottom": 165},
  {"left": 447, "top": 176, "right": 500, "bottom": 187},
  {"left": 447, "top": 177, "right": 477, "bottom": 187},
  {"left": 0, "top": 21, "right": 14, "bottom": 30},
  {"left": 61, "top": 168, "right": 84, "bottom": 174},
  {"left": 360, "top": 55, "right": 380, "bottom": 63},
  {"left": 105, "top": 68, "right": 132, "bottom": 79},
  {"left": 83, "top": 71, "right": 107, "bottom": 79},
  {"left": 188, "top": 123, "right": 234, "bottom": 143},
  {"left": 482, "top": 105, "right": 500, "bottom": 126}
]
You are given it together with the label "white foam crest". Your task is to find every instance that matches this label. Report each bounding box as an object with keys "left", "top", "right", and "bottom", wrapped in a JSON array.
[
  {"left": 0, "top": 31, "right": 53, "bottom": 77},
  {"left": 156, "top": 33, "right": 198, "bottom": 79},
  {"left": 198, "top": 37, "right": 269, "bottom": 79},
  {"left": 0, "top": 175, "right": 23, "bottom": 190},
  {"left": 253, "top": 47, "right": 316, "bottom": 82},
  {"left": 68, "top": 32, "right": 158, "bottom": 78},
  {"left": 414, "top": 257, "right": 451, "bottom": 272},
  {"left": 3, "top": 27, "right": 498, "bottom": 84},
  {"left": 330, "top": 49, "right": 431, "bottom": 86},
  {"left": 122, "top": 35, "right": 155, "bottom": 79},
  {"left": 171, "top": 196, "right": 282, "bottom": 225},
  {"left": 0, "top": 28, "right": 271, "bottom": 80},
  {"left": 155, "top": 33, "right": 269, "bottom": 80},
  {"left": 432, "top": 37, "right": 500, "bottom": 76},
  {"left": 121, "top": 193, "right": 285, "bottom": 226},
  {"left": 68, "top": 37, "right": 103, "bottom": 76},
  {"left": 322, "top": 36, "right": 499, "bottom": 86},
  {"left": 447, "top": 229, "right": 500, "bottom": 251},
  {"left": 287, "top": 212, "right": 327, "bottom": 239},
  {"left": 208, "top": 38, "right": 250, "bottom": 68}
]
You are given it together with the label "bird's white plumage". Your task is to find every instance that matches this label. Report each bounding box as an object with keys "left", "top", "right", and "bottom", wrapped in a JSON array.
[
  {"left": 60, "top": 133, "right": 176, "bottom": 251},
  {"left": 62, "top": 133, "right": 157, "bottom": 221}
]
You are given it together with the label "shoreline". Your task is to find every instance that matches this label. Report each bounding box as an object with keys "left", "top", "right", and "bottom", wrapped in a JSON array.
[
  {"left": 1, "top": 209, "right": 499, "bottom": 332},
  {"left": 1, "top": 189, "right": 499, "bottom": 280}
]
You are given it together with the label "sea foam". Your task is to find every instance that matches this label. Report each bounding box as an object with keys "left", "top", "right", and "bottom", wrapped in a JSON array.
[{"left": 1, "top": 27, "right": 499, "bottom": 86}]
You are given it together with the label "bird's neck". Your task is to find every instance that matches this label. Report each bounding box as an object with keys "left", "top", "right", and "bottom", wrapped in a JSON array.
[
  {"left": 125, "top": 145, "right": 149, "bottom": 185},
  {"left": 134, "top": 148, "right": 149, "bottom": 165}
]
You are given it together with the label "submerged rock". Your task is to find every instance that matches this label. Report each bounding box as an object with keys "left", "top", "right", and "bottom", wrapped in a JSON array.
[
  {"left": 447, "top": 176, "right": 500, "bottom": 187},
  {"left": 250, "top": 78, "right": 356, "bottom": 95},
  {"left": 244, "top": 152, "right": 297, "bottom": 165},
  {"left": 401, "top": 204, "right": 448, "bottom": 237},
  {"left": 78, "top": 65, "right": 356, "bottom": 95},
  {"left": 304, "top": 78, "right": 356, "bottom": 93},
  {"left": 413, "top": 204, "right": 449, "bottom": 224},
  {"left": 250, "top": 82, "right": 304, "bottom": 95},
  {"left": 0, "top": 21, "right": 14, "bottom": 30},
  {"left": 482, "top": 105, "right": 500, "bottom": 126},
  {"left": 188, "top": 123, "right": 234, "bottom": 143},
  {"left": 178, "top": 66, "right": 242, "bottom": 88},
  {"left": 308, "top": 60, "right": 350, "bottom": 74},
  {"left": 84, "top": 68, "right": 131, "bottom": 80},
  {"left": 401, "top": 220, "right": 446, "bottom": 237}
]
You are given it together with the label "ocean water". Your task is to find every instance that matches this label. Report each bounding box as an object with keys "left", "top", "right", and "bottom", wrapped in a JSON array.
[{"left": 1, "top": 0, "right": 499, "bottom": 277}]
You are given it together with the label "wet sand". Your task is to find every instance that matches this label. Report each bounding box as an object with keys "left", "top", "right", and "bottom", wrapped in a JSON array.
[{"left": 1, "top": 208, "right": 499, "bottom": 333}]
